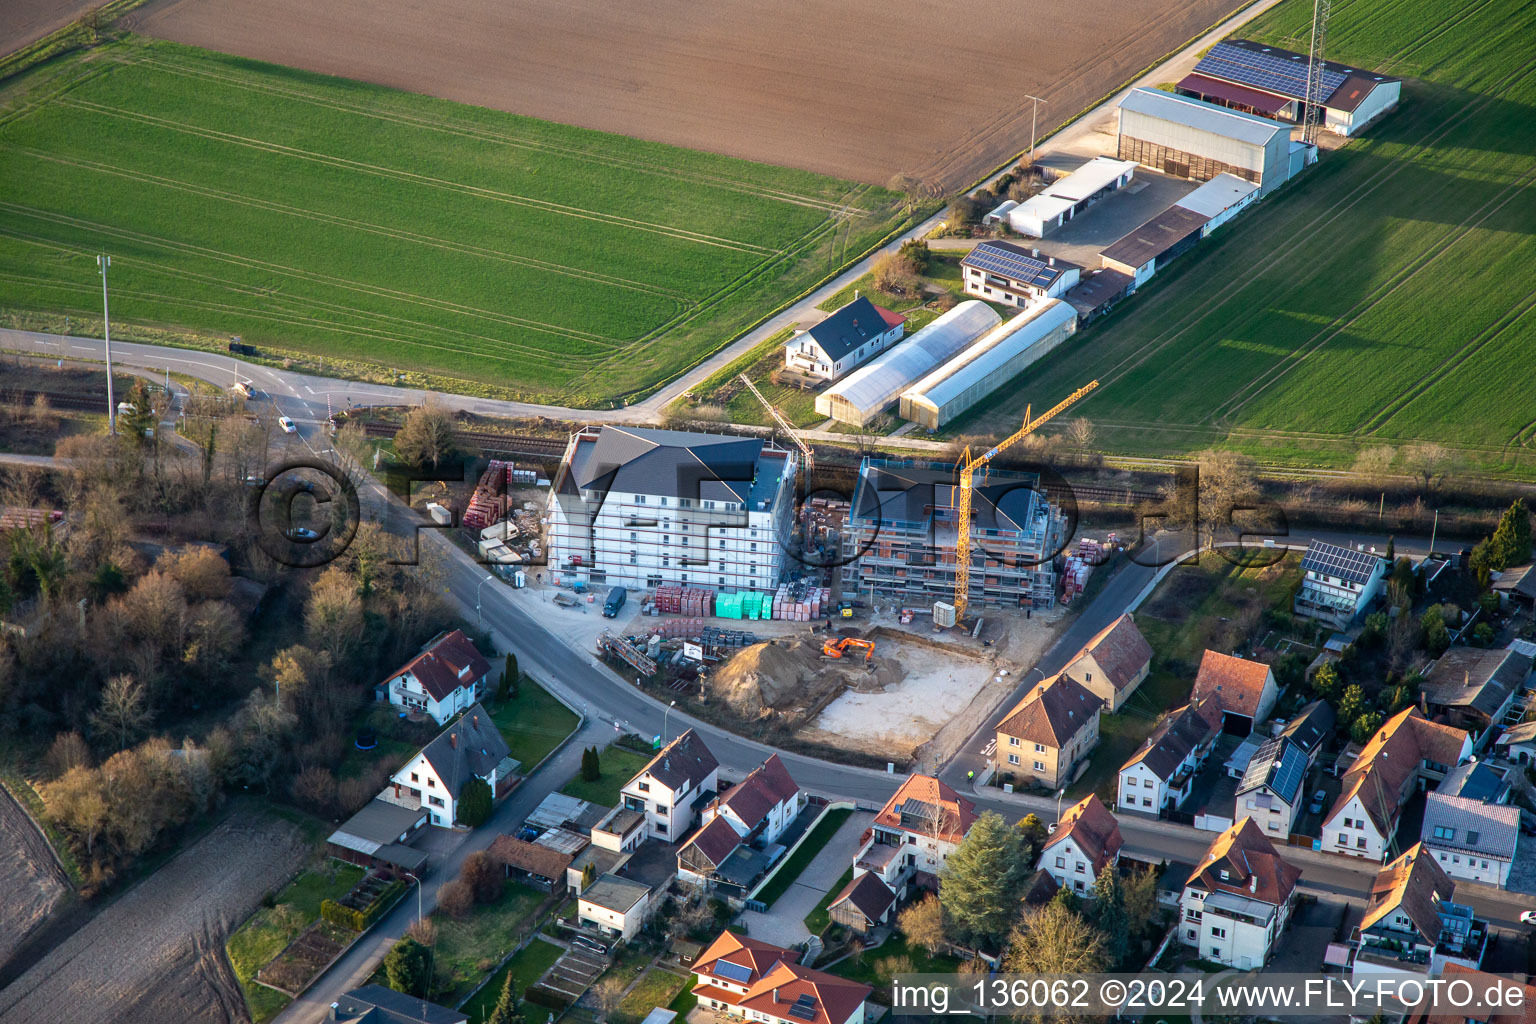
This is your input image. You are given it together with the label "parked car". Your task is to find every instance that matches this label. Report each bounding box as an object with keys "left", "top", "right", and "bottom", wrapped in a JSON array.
[
  {"left": 278, "top": 416, "right": 298, "bottom": 433},
  {"left": 1309, "top": 789, "right": 1327, "bottom": 815},
  {"left": 602, "top": 586, "right": 626, "bottom": 618},
  {"left": 1521, "top": 911, "right": 1536, "bottom": 925},
  {"left": 285, "top": 526, "right": 320, "bottom": 541}
]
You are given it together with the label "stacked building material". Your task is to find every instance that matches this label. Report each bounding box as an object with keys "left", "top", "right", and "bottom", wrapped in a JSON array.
[
  {"left": 596, "top": 630, "right": 658, "bottom": 675},
  {"left": 461, "top": 460, "right": 513, "bottom": 532},
  {"left": 769, "top": 581, "right": 830, "bottom": 621},
  {"left": 1059, "top": 554, "right": 1094, "bottom": 604}
]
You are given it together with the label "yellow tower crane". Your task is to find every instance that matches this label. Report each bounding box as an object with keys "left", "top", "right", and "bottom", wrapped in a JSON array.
[
  {"left": 738, "top": 374, "right": 813, "bottom": 475},
  {"left": 953, "top": 380, "right": 1098, "bottom": 622}
]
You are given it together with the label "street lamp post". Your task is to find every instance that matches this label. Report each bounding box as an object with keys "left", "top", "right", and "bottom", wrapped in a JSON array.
[
  {"left": 662, "top": 699, "right": 677, "bottom": 746},
  {"left": 98, "top": 255, "right": 116, "bottom": 435},
  {"left": 476, "top": 573, "right": 494, "bottom": 629}
]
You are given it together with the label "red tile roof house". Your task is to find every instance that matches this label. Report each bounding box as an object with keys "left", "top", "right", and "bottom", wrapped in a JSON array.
[
  {"left": 1039, "top": 794, "right": 1123, "bottom": 895},
  {"left": 692, "top": 931, "right": 873, "bottom": 1024},
  {"left": 1191, "top": 650, "right": 1280, "bottom": 735},
  {"left": 677, "top": 755, "right": 803, "bottom": 889},
  {"left": 1061, "top": 612, "right": 1154, "bottom": 712},
  {"left": 852, "top": 774, "right": 977, "bottom": 900},
  {"left": 1180, "top": 817, "right": 1302, "bottom": 970},
  {"left": 381, "top": 629, "right": 492, "bottom": 725}
]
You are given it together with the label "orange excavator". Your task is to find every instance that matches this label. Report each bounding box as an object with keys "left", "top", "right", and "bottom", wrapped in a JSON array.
[{"left": 821, "top": 637, "right": 875, "bottom": 662}]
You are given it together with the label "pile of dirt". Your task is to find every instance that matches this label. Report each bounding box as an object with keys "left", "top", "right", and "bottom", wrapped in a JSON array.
[{"left": 709, "top": 639, "right": 904, "bottom": 722}]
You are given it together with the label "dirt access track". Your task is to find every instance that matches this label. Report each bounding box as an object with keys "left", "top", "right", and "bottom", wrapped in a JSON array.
[
  {"left": 130, "top": 0, "right": 1245, "bottom": 189},
  {"left": 0, "top": 786, "right": 69, "bottom": 977},
  {"left": 0, "top": 813, "right": 309, "bottom": 1024}
]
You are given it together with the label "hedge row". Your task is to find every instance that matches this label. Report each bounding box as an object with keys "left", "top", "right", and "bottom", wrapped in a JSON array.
[{"left": 320, "top": 879, "right": 406, "bottom": 932}]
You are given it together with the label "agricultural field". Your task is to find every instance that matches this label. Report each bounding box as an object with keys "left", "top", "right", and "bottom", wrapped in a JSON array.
[
  {"left": 130, "top": 0, "right": 1248, "bottom": 189},
  {"left": 968, "top": 0, "right": 1536, "bottom": 477},
  {"left": 0, "top": 38, "right": 905, "bottom": 405}
]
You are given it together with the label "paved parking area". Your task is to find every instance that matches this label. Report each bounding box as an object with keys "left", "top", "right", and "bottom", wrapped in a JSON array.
[
  {"left": 735, "top": 810, "right": 872, "bottom": 947},
  {"left": 1028, "top": 168, "right": 1198, "bottom": 268},
  {"left": 1263, "top": 898, "right": 1344, "bottom": 974}
]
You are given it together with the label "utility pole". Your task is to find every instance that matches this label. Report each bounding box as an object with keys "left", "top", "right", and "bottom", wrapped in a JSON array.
[
  {"left": 98, "top": 255, "right": 116, "bottom": 435},
  {"left": 1024, "top": 94, "right": 1047, "bottom": 164}
]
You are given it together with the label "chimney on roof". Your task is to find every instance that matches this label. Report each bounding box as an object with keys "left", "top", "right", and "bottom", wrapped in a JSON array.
[
  {"left": 1250, "top": 874, "right": 1258, "bottom": 894},
  {"left": 1031, "top": 248, "right": 1040, "bottom": 258},
  {"left": 472, "top": 714, "right": 479, "bottom": 729},
  {"left": 450, "top": 732, "right": 458, "bottom": 750},
  {"left": 1048, "top": 256, "right": 1056, "bottom": 266},
  {"left": 774, "top": 987, "right": 780, "bottom": 1003}
]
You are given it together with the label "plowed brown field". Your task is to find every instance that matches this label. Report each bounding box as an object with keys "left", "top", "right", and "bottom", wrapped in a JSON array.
[{"left": 129, "top": 0, "right": 1244, "bottom": 188}]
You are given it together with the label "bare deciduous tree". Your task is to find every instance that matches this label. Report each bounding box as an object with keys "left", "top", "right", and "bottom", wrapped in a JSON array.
[
  {"left": 394, "top": 401, "right": 458, "bottom": 470},
  {"left": 90, "top": 674, "right": 152, "bottom": 751}
]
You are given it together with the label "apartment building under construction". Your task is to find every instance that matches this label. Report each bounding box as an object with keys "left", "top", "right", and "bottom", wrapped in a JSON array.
[{"left": 841, "top": 457, "right": 1064, "bottom": 609}]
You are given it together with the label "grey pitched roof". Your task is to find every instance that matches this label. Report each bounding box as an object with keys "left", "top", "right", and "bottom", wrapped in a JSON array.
[
  {"left": 1123, "top": 698, "right": 1220, "bottom": 779},
  {"left": 1236, "top": 736, "right": 1308, "bottom": 804},
  {"left": 335, "top": 984, "right": 467, "bottom": 1024},
  {"left": 419, "top": 704, "right": 512, "bottom": 798},
  {"left": 1280, "top": 700, "right": 1336, "bottom": 755},
  {"left": 1119, "top": 86, "right": 1291, "bottom": 147},
  {"left": 328, "top": 800, "right": 428, "bottom": 854},
  {"left": 1424, "top": 647, "right": 1530, "bottom": 717},
  {"left": 1099, "top": 205, "right": 1210, "bottom": 270},
  {"left": 802, "top": 296, "right": 903, "bottom": 362},
  {"left": 1422, "top": 793, "right": 1520, "bottom": 859},
  {"left": 634, "top": 729, "right": 719, "bottom": 793},
  {"left": 1436, "top": 761, "right": 1509, "bottom": 803},
  {"left": 562, "top": 426, "right": 786, "bottom": 507}
]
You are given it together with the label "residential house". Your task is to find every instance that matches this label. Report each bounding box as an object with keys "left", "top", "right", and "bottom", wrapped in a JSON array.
[
  {"left": 1421, "top": 761, "right": 1519, "bottom": 886},
  {"left": 1321, "top": 709, "right": 1472, "bottom": 860},
  {"left": 1039, "top": 794, "right": 1123, "bottom": 895},
  {"left": 679, "top": 754, "right": 803, "bottom": 890},
  {"left": 384, "top": 704, "right": 517, "bottom": 827},
  {"left": 960, "top": 240, "right": 1083, "bottom": 306},
  {"left": 1421, "top": 646, "right": 1530, "bottom": 737},
  {"left": 591, "top": 806, "right": 647, "bottom": 854},
  {"left": 692, "top": 932, "right": 872, "bottom": 1024},
  {"left": 577, "top": 874, "right": 652, "bottom": 941},
  {"left": 487, "top": 835, "right": 575, "bottom": 891},
  {"left": 827, "top": 873, "right": 898, "bottom": 935},
  {"left": 621, "top": 729, "right": 720, "bottom": 841},
  {"left": 1495, "top": 720, "right": 1536, "bottom": 765},
  {"left": 1293, "top": 540, "right": 1388, "bottom": 630},
  {"left": 1234, "top": 736, "right": 1309, "bottom": 836},
  {"left": 1349, "top": 844, "right": 1487, "bottom": 979},
  {"left": 1491, "top": 563, "right": 1536, "bottom": 617},
  {"left": 852, "top": 774, "right": 977, "bottom": 898},
  {"left": 1279, "top": 700, "right": 1336, "bottom": 768},
  {"left": 783, "top": 296, "right": 906, "bottom": 382},
  {"left": 381, "top": 629, "right": 492, "bottom": 725},
  {"left": 1192, "top": 651, "right": 1279, "bottom": 734},
  {"left": 993, "top": 673, "right": 1102, "bottom": 790},
  {"left": 677, "top": 817, "right": 749, "bottom": 890},
  {"left": 1404, "top": 964, "right": 1536, "bottom": 1024},
  {"left": 325, "top": 800, "right": 429, "bottom": 876},
  {"left": 332, "top": 984, "right": 467, "bottom": 1024},
  {"left": 1060, "top": 612, "right": 1153, "bottom": 713},
  {"left": 1180, "top": 817, "right": 1301, "bottom": 969},
  {"left": 1118, "top": 696, "right": 1222, "bottom": 814}
]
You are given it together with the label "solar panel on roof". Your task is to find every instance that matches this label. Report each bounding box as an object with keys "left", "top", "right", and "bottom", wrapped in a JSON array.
[
  {"left": 1194, "top": 42, "right": 1347, "bottom": 103},
  {"left": 1239, "top": 739, "right": 1306, "bottom": 803},
  {"left": 963, "top": 244, "right": 1061, "bottom": 290},
  {"left": 788, "top": 995, "right": 819, "bottom": 1021},
  {"left": 1301, "top": 541, "right": 1381, "bottom": 584},
  {"left": 714, "top": 960, "right": 753, "bottom": 983}
]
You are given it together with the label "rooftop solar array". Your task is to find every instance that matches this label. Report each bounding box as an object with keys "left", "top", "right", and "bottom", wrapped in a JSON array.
[
  {"left": 714, "top": 960, "right": 753, "bottom": 983},
  {"left": 1301, "top": 540, "right": 1382, "bottom": 584},
  {"left": 788, "top": 995, "right": 819, "bottom": 1021},
  {"left": 962, "top": 242, "right": 1069, "bottom": 289},
  {"left": 1194, "top": 41, "right": 1347, "bottom": 104},
  {"left": 1238, "top": 737, "right": 1307, "bottom": 804}
]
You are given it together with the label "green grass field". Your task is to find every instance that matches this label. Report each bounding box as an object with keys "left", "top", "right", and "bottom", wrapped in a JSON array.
[
  {"left": 459, "top": 936, "right": 564, "bottom": 1024},
  {"left": 489, "top": 678, "right": 579, "bottom": 769},
  {"left": 964, "top": 0, "right": 1536, "bottom": 475},
  {"left": 0, "top": 37, "right": 907, "bottom": 405},
  {"left": 559, "top": 743, "right": 651, "bottom": 807}
]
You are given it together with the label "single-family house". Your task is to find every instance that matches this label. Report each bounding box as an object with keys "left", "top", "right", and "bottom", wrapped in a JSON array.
[
  {"left": 961, "top": 240, "right": 1082, "bottom": 306},
  {"left": 1279, "top": 700, "right": 1336, "bottom": 768},
  {"left": 1321, "top": 709, "right": 1472, "bottom": 860},
  {"left": 1039, "top": 794, "right": 1123, "bottom": 895},
  {"left": 1491, "top": 563, "right": 1536, "bottom": 617},
  {"left": 333, "top": 984, "right": 467, "bottom": 1024},
  {"left": 578, "top": 873, "right": 652, "bottom": 941},
  {"left": 487, "top": 835, "right": 575, "bottom": 891},
  {"left": 1234, "top": 736, "right": 1309, "bottom": 836},
  {"left": 381, "top": 629, "right": 492, "bottom": 725},
  {"left": 1421, "top": 646, "right": 1529, "bottom": 736},
  {"left": 384, "top": 705, "right": 517, "bottom": 827},
  {"left": 325, "top": 799, "right": 430, "bottom": 876},
  {"left": 1180, "top": 817, "right": 1301, "bottom": 970},
  {"left": 1420, "top": 761, "right": 1518, "bottom": 887},
  {"left": 1495, "top": 720, "right": 1536, "bottom": 765},
  {"left": 1059, "top": 612, "right": 1153, "bottom": 713},
  {"left": 621, "top": 729, "right": 720, "bottom": 841},
  {"left": 784, "top": 296, "right": 907, "bottom": 382},
  {"left": 1192, "top": 651, "right": 1279, "bottom": 734},
  {"left": 1293, "top": 540, "right": 1388, "bottom": 630},
  {"left": 1118, "top": 696, "right": 1222, "bottom": 814},
  {"left": 1350, "top": 844, "right": 1487, "bottom": 979},
  {"left": 993, "top": 673, "right": 1102, "bottom": 790},
  {"left": 692, "top": 932, "right": 872, "bottom": 1024},
  {"left": 852, "top": 774, "right": 977, "bottom": 897},
  {"left": 710, "top": 754, "right": 804, "bottom": 846},
  {"left": 827, "top": 872, "right": 898, "bottom": 934},
  {"left": 676, "top": 816, "right": 750, "bottom": 889}
]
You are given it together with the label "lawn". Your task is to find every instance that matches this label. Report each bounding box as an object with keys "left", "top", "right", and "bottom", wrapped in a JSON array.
[
  {"left": 828, "top": 934, "right": 963, "bottom": 986},
  {"left": 752, "top": 806, "right": 853, "bottom": 907},
  {"left": 459, "top": 934, "right": 564, "bottom": 1024},
  {"left": 433, "top": 881, "right": 548, "bottom": 1003},
  {"left": 489, "top": 677, "right": 579, "bottom": 769},
  {"left": 225, "top": 861, "right": 366, "bottom": 1023},
  {"left": 803, "top": 867, "right": 853, "bottom": 935},
  {"left": 616, "top": 967, "right": 690, "bottom": 1024},
  {"left": 560, "top": 743, "right": 652, "bottom": 808},
  {"left": 957, "top": 0, "right": 1536, "bottom": 477},
  {"left": 0, "top": 37, "right": 907, "bottom": 406}
]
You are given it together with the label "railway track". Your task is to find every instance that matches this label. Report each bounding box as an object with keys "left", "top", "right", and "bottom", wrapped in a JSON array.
[
  {"left": 351, "top": 419, "right": 568, "bottom": 459},
  {"left": 1, "top": 390, "right": 110, "bottom": 413}
]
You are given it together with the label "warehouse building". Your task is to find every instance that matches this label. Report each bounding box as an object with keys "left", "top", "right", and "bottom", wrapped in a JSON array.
[
  {"left": 899, "top": 300, "right": 1078, "bottom": 430},
  {"left": 1179, "top": 39, "right": 1401, "bottom": 137},
  {"left": 1007, "top": 157, "right": 1138, "bottom": 238},
  {"left": 842, "top": 457, "right": 1064, "bottom": 608},
  {"left": 1117, "top": 87, "right": 1293, "bottom": 195},
  {"left": 1064, "top": 269, "right": 1134, "bottom": 323},
  {"left": 815, "top": 300, "right": 1000, "bottom": 426},
  {"left": 546, "top": 426, "right": 797, "bottom": 591},
  {"left": 1173, "top": 172, "right": 1261, "bottom": 236},
  {"left": 1100, "top": 204, "right": 1211, "bottom": 287},
  {"left": 961, "top": 240, "right": 1082, "bottom": 306},
  {"left": 782, "top": 295, "right": 906, "bottom": 382}
]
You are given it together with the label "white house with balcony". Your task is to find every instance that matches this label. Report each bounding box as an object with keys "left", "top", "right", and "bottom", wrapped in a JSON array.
[
  {"left": 851, "top": 774, "right": 976, "bottom": 899},
  {"left": 381, "top": 629, "right": 492, "bottom": 726},
  {"left": 1180, "top": 818, "right": 1300, "bottom": 970},
  {"left": 620, "top": 729, "right": 719, "bottom": 842},
  {"left": 1118, "top": 696, "right": 1221, "bottom": 814},
  {"left": 1293, "top": 539, "right": 1388, "bottom": 630},
  {"left": 383, "top": 704, "right": 516, "bottom": 827}
]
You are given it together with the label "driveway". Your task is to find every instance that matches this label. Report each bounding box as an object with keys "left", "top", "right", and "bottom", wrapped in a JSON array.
[{"left": 736, "top": 811, "right": 872, "bottom": 947}]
